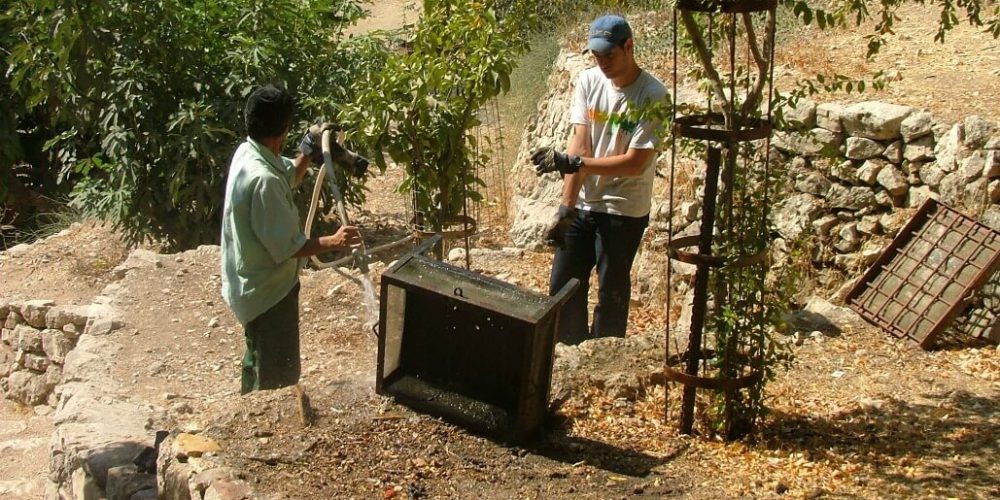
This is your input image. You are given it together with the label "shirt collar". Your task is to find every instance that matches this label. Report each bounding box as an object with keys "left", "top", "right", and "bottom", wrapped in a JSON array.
[{"left": 246, "top": 137, "right": 286, "bottom": 173}]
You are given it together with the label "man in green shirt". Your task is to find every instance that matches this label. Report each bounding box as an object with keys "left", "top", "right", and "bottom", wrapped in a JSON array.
[{"left": 221, "top": 83, "right": 361, "bottom": 394}]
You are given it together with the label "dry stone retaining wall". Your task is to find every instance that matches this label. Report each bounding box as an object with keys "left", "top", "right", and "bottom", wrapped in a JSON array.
[
  {"left": 511, "top": 49, "right": 1000, "bottom": 340},
  {"left": 1, "top": 300, "right": 96, "bottom": 406}
]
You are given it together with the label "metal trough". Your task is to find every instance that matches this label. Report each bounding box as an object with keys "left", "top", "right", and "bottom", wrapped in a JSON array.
[{"left": 375, "top": 236, "right": 579, "bottom": 442}]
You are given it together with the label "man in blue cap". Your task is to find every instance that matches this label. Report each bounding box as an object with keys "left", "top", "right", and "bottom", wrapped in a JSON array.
[{"left": 531, "top": 15, "right": 668, "bottom": 344}]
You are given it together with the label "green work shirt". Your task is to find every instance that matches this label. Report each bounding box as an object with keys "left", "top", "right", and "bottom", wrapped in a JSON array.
[{"left": 220, "top": 137, "right": 307, "bottom": 325}]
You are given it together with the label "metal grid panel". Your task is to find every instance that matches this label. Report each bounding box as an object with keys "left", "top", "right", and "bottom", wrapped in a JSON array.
[{"left": 846, "top": 200, "right": 1000, "bottom": 348}]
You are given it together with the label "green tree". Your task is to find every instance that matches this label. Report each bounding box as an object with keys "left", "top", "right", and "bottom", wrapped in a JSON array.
[
  {"left": 3, "top": 0, "right": 390, "bottom": 249},
  {"left": 342, "top": 0, "right": 537, "bottom": 237}
]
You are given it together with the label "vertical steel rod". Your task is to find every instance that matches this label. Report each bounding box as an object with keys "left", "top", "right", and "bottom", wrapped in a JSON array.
[{"left": 680, "top": 146, "right": 723, "bottom": 434}]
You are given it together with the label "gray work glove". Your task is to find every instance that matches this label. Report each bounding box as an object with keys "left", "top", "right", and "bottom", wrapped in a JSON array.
[
  {"left": 531, "top": 147, "right": 582, "bottom": 176},
  {"left": 298, "top": 122, "right": 340, "bottom": 165},
  {"left": 545, "top": 205, "right": 578, "bottom": 249}
]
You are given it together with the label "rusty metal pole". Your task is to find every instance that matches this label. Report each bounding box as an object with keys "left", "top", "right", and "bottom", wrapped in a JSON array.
[{"left": 680, "top": 146, "right": 722, "bottom": 433}]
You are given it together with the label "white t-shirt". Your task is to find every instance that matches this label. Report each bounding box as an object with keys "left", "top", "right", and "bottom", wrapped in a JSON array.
[{"left": 569, "top": 67, "right": 668, "bottom": 218}]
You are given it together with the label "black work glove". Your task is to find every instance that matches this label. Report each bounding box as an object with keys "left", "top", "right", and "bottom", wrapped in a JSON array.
[
  {"left": 531, "top": 147, "right": 582, "bottom": 176},
  {"left": 352, "top": 156, "right": 370, "bottom": 178},
  {"left": 298, "top": 122, "right": 340, "bottom": 165},
  {"left": 545, "top": 205, "right": 578, "bottom": 249}
]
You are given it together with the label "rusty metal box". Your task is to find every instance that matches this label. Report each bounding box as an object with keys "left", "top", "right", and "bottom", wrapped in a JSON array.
[{"left": 375, "top": 237, "right": 578, "bottom": 442}]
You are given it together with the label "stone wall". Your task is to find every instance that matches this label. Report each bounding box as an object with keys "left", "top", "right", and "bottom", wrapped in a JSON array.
[
  {"left": 766, "top": 101, "right": 1000, "bottom": 298},
  {"left": 0, "top": 300, "right": 108, "bottom": 406},
  {"left": 510, "top": 49, "right": 1000, "bottom": 341}
]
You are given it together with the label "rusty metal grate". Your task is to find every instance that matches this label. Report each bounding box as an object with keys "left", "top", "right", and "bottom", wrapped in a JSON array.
[{"left": 846, "top": 199, "right": 1000, "bottom": 348}]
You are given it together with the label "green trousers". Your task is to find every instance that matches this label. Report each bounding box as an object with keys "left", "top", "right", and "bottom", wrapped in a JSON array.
[{"left": 241, "top": 282, "right": 300, "bottom": 394}]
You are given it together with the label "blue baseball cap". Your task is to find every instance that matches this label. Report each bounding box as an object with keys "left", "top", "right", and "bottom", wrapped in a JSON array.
[{"left": 585, "top": 15, "right": 633, "bottom": 55}]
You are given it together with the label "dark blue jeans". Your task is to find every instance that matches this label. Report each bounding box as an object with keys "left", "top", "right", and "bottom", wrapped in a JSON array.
[{"left": 549, "top": 210, "right": 649, "bottom": 345}]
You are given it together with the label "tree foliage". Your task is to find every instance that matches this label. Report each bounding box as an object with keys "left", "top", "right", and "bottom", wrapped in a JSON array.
[
  {"left": 342, "top": 0, "right": 537, "bottom": 232},
  {"left": 2, "top": 0, "right": 390, "bottom": 249}
]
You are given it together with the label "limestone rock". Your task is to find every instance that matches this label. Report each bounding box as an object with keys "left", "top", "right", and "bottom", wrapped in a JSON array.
[
  {"left": 827, "top": 184, "right": 877, "bottom": 211},
  {"left": 774, "top": 128, "right": 841, "bottom": 157},
  {"left": 84, "top": 442, "right": 148, "bottom": 489},
  {"left": 963, "top": 116, "right": 997, "bottom": 149},
  {"left": 13, "top": 324, "right": 43, "bottom": 353},
  {"left": 794, "top": 172, "right": 831, "bottom": 196},
  {"left": 772, "top": 194, "right": 826, "bottom": 240},
  {"left": 5, "top": 370, "right": 47, "bottom": 405},
  {"left": 111, "top": 249, "right": 163, "bottom": 280},
  {"left": 960, "top": 150, "right": 987, "bottom": 181},
  {"left": 844, "top": 137, "right": 884, "bottom": 160},
  {"left": 828, "top": 160, "right": 858, "bottom": 184},
  {"left": 900, "top": 110, "right": 934, "bottom": 142},
  {"left": 883, "top": 140, "right": 903, "bottom": 164},
  {"left": 106, "top": 464, "right": 156, "bottom": 500},
  {"left": 903, "top": 135, "right": 935, "bottom": 162},
  {"left": 174, "top": 433, "right": 222, "bottom": 458},
  {"left": 781, "top": 98, "right": 817, "bottom": 130},
  {"left": 841, "top": 101, "right": 913, "bottom": 140},
  {"left": 42, "top": 328, "right": 75, "bottom": 364},
  {"left": 934, "top": 123, "right": 967, "bottom": 172},
  {"left": 23, "top": 353, "right": 49, "bottom": 372},
  {"left": 856, "top": 159, "right": 885, "bottom": 186},
  {"left": 46, "top": 306, "right": 91, "bottom": 330},
  {"left": 907, "top": 185, "right": 938, "bottom": 209},
  {"left": 875, "top": 165, "right": 909, "bottom": 196},
  {"left": 20, "top": 300, "right": 55, "bottom": 328},
  {"left": 984, "top": 150, "right": 1000, "bottom": 179},
  {"left": 918, "top": 162, "right": 945, "bottom": 189},
  {"left": 816, "top": 102, "right": 844, "bottom": 133}
]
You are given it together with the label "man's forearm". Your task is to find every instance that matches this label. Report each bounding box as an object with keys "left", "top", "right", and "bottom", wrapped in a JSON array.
[
  {"left": 578, "top": 148, "right": 655, "bottom": 177},
  {"left": 292, "top": 154, "right": 311, "bottom": 188},
  {"left": 293, "top": 235, "right": 343, "bottom": 258}
]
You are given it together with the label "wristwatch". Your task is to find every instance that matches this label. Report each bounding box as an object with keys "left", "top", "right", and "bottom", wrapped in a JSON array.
[{"left": 569, "top": 155, "right": 584, "bottom": 173}]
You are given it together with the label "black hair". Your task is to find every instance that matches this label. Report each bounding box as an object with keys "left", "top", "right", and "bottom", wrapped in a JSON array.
[{"left": 244, "top": 83, "right": 295, "bottom": 141}]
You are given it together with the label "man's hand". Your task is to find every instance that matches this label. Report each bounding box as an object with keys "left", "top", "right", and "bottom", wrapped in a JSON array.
[
  {"left": 325, "top": 225, "right": 362, "bottom": 250},
  {"left": 352, "top": 156, "right": 370, "bottom": 178},
  {"left": 531, "top": 147, "right": 582, "bottom": 176},
  {"left": 545, "top": 205, "right": 578, "bottom": 249},
  {"left": 298, "top": 122, "right": 339, "bottom": 165}
]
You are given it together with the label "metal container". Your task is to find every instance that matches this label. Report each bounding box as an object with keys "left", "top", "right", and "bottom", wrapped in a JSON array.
[{"left": 376, "top": 236, "right": 578, "bottom": 442}]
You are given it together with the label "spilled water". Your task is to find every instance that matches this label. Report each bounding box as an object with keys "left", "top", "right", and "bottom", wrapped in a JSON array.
[{"left": 358, "top": 273, "right": 379, "bottom": 335}]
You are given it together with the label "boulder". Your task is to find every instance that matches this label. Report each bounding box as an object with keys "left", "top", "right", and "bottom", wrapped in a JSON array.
[
  {"left": 903, "top": 135, "right": 935, "bottom": 162},
  {"left": 844, "top": 137, "right": 884, "bottom": 160},
  {"left": 773, "top": 128, "right": 841, "bottom": 157},
  {"left": 855, "top": 159, "right": 885, "bottom": 186},
  {"left": 42, "top": 328, "right": 76, "bottom": 364},
  {"left": 794, "top": 172, "right": 832, "bottom": 196},
  {"left": 934, "top": 123, "right": 967, "bottom": 172},
  {"left": 816, "top": 102, "right": 845, "bottom": 133},
  {"left": 780, "top": 98, "right": 817, "bottom": 129},
  {"left": 827, "top": 184, "right": 877, "bottom": 211},
  {"left": 875, "top": 165, "right": 909, "bottom": 196},
  {"left": 918, "top": 161, "right": 946, "bottom": 189},
  {"left": 841, "top": 101, "right": 914, "bottom": 140},
  {"left": 963, "top": 116, "right": 997, "bottom": 149},
  {"left": 20, "top": 300, "right": 55, "bottom": 328},
  {"left": 883, "top": 140, "right": 903, "bottom": 163},
  {"left": 13, "top": 324, "right": 43, "bottom": 353},
  {"left": 900, "top": 110, "right": 934, "bottom": 142},
  {"left": 5, "top": 370, "right": 48, "bottom": 405}
]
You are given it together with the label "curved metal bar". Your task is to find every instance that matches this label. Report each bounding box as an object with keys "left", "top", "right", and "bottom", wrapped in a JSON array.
[
  {"left": 668, "top": 234, "right": 769, "bottom": 268},
  {"left": 677, "top": 0, "right": 777, "bottom": 14},
  {"left": 663, "top": 366, "right": 762, "bottom": 392},
  {"left": 672, "top": 113, "right": 772, "bottom": 142}
]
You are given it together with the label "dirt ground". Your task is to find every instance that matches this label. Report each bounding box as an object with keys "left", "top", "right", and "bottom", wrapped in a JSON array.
[{"left": 2, "top": 3, "right": 1000, "bottom": 499}]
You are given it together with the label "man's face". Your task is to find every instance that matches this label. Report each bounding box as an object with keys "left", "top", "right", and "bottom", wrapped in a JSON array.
[{"left": 591, "top": 39, "right": 633, "bottom": 80}]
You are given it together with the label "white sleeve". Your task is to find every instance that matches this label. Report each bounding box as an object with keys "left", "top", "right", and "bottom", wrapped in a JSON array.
[{"left": 569, "top": 73, "right": 590, "bottom": 125}]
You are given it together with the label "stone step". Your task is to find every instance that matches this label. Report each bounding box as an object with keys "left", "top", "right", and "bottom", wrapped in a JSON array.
[{"left": 0, "top": 401, "right": 51, "bottom": 500}]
